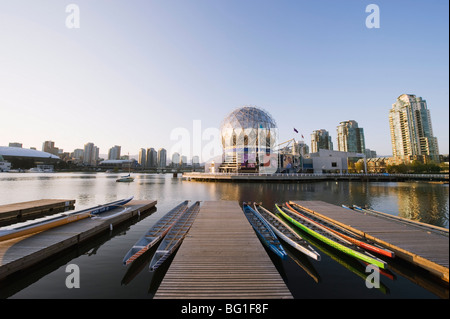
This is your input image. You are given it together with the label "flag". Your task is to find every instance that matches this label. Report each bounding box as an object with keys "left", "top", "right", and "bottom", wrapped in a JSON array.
[{"left": 294, "top": 128, "right": 298, "bottom": 133}]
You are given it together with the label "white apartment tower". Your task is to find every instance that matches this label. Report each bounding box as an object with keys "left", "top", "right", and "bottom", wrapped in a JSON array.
[
  {"left": 83, "top": 142, "right": 99, "bottom": 166},
  {"left": 389, "top": 94, "right": 439, "bottom": 162},
  {"left": 108, "top": 145, "right": 121, "bottom": 160}
]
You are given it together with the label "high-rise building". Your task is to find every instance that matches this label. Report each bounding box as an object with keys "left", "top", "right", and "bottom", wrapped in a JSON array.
[
  {"left": 138, "top": 148, "right": 146, "bottom": 167},
  {"left": 83, "top": 142, "right": 99, "bottom": 166},
  {"left": 146, "top": 148, "right": 157, "bottom": 168},
  {"left": 192, "top": 155, "right": 200, "bottom": 168},
  {"left": 108, "top": 145, "right": 121, "bottom": 160},
  {"left": 389, "top": 94, "right": 440, "bottom": 163},
  {"left": 311, "top": 129, "right": 333, "bottom": 153},
  {"left": 171, "top": 152, "right": 180, "bottom": 168},
  {"left": 42, "top": 141, "right": 60, "bottom": 155},
  {"left": 336, "top": 120, "right": 365, "bottom": 154},
  {"left": 72, "top": 148, "right": 84, "bottom": 163},
  {"left": 180, "top": 155, "right": 187, "bottom": 167},
  {"left": 158, "top": 148, "right": 167, "bottom": 168}
]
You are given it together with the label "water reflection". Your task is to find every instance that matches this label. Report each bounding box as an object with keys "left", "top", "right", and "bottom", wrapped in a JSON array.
[
  {"left": 202, "top": 181, "right": 448, "bottom": 229},
  {"left": 0, "top": 174, "right": 447, "bottom": 228},
  {"left": 1, "top": 173, "right": 448, "bottom": 299}
]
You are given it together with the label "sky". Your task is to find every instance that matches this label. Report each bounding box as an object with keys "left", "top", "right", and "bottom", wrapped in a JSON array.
[{"left": 0, "top": 0, "right": 448, "bottom": 161}]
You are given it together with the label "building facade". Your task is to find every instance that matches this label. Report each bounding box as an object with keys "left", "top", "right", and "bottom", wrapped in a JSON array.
[
  {"left": 146, "top": 148, "right": 157, "bottom": 168},
  {"left": 42, "top": 141, "right": 61, "bottom": 156},
  {"left": 83, "top": 142, "right": 99, "bottom": 166},
  {"left": 303, "top": 149, "right": 350, "bottom": 174},
  {"left": 171, "top": 152, "right": 180, "bottom": 168},
  {"left": 389, "top": 94, "right": 440, "bottom": 163},
  {"left": 158, "top": 148, "right": 167, "bottom": 168},
  {"left": 138, "top": 148, "right": 146, "bottom": 167},
  {"left": 219, "top": 106, "right": 278, "bottom": 173},
  {"left": 336, "top": 120, "right": 365, "bottom": 154},
  {"left": 311, "top": 129, "right": 333, "bottom": 153},
  {"left": 108, "top": 145, "right": 121, "bottom": 160},
  {"left": 0, "top": 146, "right": 60, "bottom": 169}
]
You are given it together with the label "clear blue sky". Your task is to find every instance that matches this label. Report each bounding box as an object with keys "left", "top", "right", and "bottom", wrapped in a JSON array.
[{"left": 1, "top": 0, "right": 448, "bottom": 160}]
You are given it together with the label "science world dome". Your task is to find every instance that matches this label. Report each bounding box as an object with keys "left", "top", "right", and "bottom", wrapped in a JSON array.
[{"left": 219, "top": 106, "right": 278, "bottom": 173}]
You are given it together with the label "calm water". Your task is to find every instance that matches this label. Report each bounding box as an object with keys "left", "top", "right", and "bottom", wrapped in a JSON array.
[{"left": 0, "top": 172, "right": 448, "bottom": 299}]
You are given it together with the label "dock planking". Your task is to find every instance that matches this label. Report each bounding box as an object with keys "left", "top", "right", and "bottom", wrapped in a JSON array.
[
  {"left": 0, "top": 199, "right": 76, "bottom": 225},
  {"left": 154, "top": 201, "right": 293, "bottom": 299},
  {"left": 290, "top": 200, "right": 449, "bottom": 283},
  {"left": 0, "top": 199, "right": 156, "bottom": 281}
]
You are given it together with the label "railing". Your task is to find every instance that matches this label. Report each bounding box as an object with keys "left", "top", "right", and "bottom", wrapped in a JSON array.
[{"left": 183, "top": 172, "right": 449, "bottom": 180}]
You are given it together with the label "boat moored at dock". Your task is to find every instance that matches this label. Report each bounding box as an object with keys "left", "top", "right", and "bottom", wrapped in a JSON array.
[
  {"left": 123, "top": 201, "right": 189, "bottom": 265},
  {"left": 253, "top": 203, "right": 320, "bottom": 261},
  {"left": 243, "top": 203, "right": 287, "bottom": 260},
  {"left": 286, "top": 202, "right": 395, "bottom": 259},
  {"left": 276, "top": 204, "right": 388, "bottom": 269},
  {"left": 0, "top": 197, "right": 134, "bottom": 242},
  {"left": 149, "top": 201, "right": 201, "bottom": 272}
]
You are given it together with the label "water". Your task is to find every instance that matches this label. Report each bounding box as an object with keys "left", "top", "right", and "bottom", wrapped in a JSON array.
[{"left": 0, "top": 172, "right": 448, "bottom": 299}]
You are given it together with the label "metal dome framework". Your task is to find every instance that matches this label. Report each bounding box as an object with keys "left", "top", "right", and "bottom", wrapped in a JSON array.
[{"left": 220, "top": 106, "right": 278, "bottom": 173}]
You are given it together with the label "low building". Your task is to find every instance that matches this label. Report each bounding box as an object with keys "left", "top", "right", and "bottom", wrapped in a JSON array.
[
  {"left": 303, "top": 149, "right": 347, "bottom": 173},
  {"left": 0, "top": 146, "right": 60, "bottom": 169},
  {"left": 304, "top": 149, "right": 366, "bottom": 174},
  {"left": 98, "top": 159, "right": 137, "bottom": 169}
]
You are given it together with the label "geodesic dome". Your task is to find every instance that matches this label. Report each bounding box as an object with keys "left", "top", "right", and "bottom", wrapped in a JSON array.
[
  {"left": 220, "top": 106, "right": 278, "bottom": 168},
  {"left": 220, "top": 106, "right": 277, "bottom": 133}
]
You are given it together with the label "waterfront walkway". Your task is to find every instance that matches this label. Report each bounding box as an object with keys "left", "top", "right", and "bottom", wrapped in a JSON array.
[
  {"left": 184, "top": 172, "right": 449, "bottom": 182},
  {"left": 291, "top": 201, "right": 449, "bottom": 283},
  {"left": 154, "top": 200, "right": 293, "bottom": 299}
]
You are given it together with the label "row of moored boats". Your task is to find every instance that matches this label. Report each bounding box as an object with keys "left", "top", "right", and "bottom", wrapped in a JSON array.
[
  {"left": 242, "top": 202, "right": 395, "bottom": 270},
  {"left": 121, "top": 200, "right": 395, "bottom": 272},
  {"left": 0, "top": 196, "right": 396, "bottom": 274}
]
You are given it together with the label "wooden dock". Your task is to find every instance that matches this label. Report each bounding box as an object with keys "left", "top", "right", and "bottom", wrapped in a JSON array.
[
  {"left": 0, "top": 199, "right": 156, "bottom": 281},
  {"left": 0, "top": 199, "right": 76, "bottom": 225},
  {"left": 290, "top": 200, "right": 449, "bottom": 283},
  {"left": 154, "top": 201, "right": 293, "bottom": 299}
]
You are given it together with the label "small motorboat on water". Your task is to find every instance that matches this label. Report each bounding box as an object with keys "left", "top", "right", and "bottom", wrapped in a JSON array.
[{"left": 116, "top": 174, "right": 134, "bottom": 182}]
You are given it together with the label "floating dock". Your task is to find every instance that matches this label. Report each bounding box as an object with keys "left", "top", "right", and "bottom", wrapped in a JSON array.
[
  {"left": 0, "top": 199, "right": 156, "bottom": 281},
  {"left": 290, "top": 201, "right": 449, "bottom": 283},
  {"left": 0, "top": 199, "right": 76, "bottom": 225},
  {"left": 154, "top": 200, "right": 293, "bottom": 299}
]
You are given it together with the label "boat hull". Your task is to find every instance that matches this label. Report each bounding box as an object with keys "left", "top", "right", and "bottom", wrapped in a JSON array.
[
  {"left": 286, "top": 203, "right": 395, "bottom": 259},
  {"left": 149, "top": 201, "right": 201, "bottom": 271},
  {"left": 0, "top": 197, "right": 134, "bottom": 242},
  {"left": 276, "top": 205, "right": 387, "bottom": 269},
  {"left": 254, "top": 204, "right": 320, "bottom": 261},
  {"left": 243, "top": 204, "right": 287, "bottom": 260},
  {"left": 123, "top": 201, "right": 189, "bottom": 265}
]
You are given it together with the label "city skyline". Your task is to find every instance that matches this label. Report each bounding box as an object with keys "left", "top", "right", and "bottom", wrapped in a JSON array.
[{"left": 1, "top": 1, "right": 448, "bottom": 157}]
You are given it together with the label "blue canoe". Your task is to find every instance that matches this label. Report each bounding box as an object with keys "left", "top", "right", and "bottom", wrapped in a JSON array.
[{"left": 242, "top": 204, "right": 287, "bottom": 259}]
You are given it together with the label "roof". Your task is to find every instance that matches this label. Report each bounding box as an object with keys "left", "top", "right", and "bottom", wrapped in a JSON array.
[{"left": 0, "top": 146, "right": 60, "bottom": 159}]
